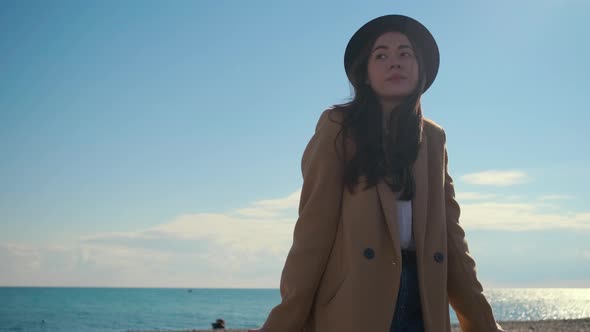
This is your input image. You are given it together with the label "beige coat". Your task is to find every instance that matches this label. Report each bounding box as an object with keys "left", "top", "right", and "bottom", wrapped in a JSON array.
[{"left": 262, "top": 109, "right": 501, "bottom": 332}]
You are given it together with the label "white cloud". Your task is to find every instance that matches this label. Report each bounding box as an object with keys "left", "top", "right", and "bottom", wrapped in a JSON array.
[
  {"left": 460, "top": 200, "right": 590, "bottom": 231},
  {"left": 234, "top": 190, "right": 301, "bottom": 219},
  {"left": 462, "top": 170, "right": 528, "bottom": 186},
  {"left": 456, "top": 192, "right": 497, "bottom": 201},
  {"left": 0, "top": 190, "right": 303, "bottom": 288},
  {"left": 537, "top": 194, "right": 572, "bottom": 201},
  {"left": 1, "top": 187, "right": 588, "bottom": 288},
  {"left": 0, "top": 242, "right": 173, "bottom": 287}
]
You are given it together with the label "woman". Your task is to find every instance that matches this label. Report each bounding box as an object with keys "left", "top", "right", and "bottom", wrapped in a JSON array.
[{"left": 249, "top": 15, "right": 506, "bottom": 332}]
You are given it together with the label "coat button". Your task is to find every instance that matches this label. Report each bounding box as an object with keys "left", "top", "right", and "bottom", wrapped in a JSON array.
[
  {"left": 434, "top": 252, "right": 444, "bottom": 263},
  {"left": 363, "top": 248, "right": 375, "bottom": 260}
]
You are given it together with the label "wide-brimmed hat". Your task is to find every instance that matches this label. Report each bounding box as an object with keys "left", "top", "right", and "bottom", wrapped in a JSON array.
[{"left": 344, "top": 14, "right": 440, "bottom": 92}]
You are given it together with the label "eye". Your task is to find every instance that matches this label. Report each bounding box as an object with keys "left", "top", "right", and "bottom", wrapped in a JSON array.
[
  {"left": 400, "top": 51, "right": 414, "bottom": 57},
  {"left": 375, "top": 53, "right": 387, "bottom": 60}
]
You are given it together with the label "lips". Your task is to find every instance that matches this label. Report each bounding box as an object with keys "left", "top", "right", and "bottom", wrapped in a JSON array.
[{"left": 386, "top": 73, "right": 407, "bottom": 81}]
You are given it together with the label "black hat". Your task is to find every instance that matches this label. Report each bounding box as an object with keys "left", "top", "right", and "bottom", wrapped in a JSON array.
[{"left": 344, "top": 15, "right": 440, "bottom": 92}]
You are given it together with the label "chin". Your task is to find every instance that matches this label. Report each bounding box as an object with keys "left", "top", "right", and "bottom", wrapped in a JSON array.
[
  {"left": 380, "top": 92, "right": 413, "bottom": 100},
  {"left": 377, "top": 86, "right": 414, "bottom": 99}
]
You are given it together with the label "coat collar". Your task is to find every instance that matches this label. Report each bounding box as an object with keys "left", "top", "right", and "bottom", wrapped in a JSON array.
[{"left": 377, "top": 133, "right": 429, "bottom": 259}]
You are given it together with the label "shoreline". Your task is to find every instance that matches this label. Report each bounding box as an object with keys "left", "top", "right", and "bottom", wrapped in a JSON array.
[
  {"left": 453, "top": 318, "right": 590, "bottom": 331},
  {"left": 128, "top": 317, "right": 590, "bottom": 332}
]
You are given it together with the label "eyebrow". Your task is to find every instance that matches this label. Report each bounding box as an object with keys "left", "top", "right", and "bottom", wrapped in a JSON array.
[{"left": 372, "top": 44, "right": 414, "bottom": 53}]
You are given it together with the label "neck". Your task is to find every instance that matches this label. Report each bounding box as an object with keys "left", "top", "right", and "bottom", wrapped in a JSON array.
[
  {"left": 380, "top": 100, "right": 402, "bottom": 113},
  {"left": 379, "top": 99, "right": 403, "bottom": 131}
]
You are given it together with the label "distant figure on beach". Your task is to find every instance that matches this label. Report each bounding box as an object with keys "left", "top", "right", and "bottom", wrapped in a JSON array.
[
  {"left": 249, "top": 14, "right": 507, "bottom": 332},
  {"left": 211, "top": 318, "right": 225, "bottom": 330}
]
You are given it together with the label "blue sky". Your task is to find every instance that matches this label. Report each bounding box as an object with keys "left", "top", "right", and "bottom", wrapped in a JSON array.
[{"left": 1, "top": 0, "right": 589, "bottom": 288}]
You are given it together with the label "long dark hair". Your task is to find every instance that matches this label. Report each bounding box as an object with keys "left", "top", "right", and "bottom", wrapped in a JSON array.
[{"left": 332, "top": 30, "right": 427, "bottom": 200}]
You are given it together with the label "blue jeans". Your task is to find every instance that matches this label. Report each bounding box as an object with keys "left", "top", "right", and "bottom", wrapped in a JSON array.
[{"left": 390, "top": 250, "right": 425, "bottom": 332}]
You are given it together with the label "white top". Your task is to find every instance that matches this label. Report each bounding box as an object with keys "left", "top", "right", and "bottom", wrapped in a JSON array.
[{"left": 397, "top": 200, "right": 415, "bottom": 250}]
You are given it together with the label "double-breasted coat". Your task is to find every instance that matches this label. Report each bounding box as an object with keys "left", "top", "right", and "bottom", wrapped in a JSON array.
[{"left": 261, "top": 109, "right": 501, "bottom": 332}]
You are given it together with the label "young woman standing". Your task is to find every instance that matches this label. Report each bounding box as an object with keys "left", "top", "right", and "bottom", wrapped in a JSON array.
[{"left": 250, "top": 14, "right": 507, "bottom": 332}]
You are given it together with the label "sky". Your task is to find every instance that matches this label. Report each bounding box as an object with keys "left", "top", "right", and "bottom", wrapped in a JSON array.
[{"left": 1, "top": 0, "right": 589, "bottom": 288}]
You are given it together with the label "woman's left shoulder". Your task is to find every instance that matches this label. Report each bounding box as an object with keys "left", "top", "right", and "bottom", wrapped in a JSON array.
[{"left": 422, "top": 117, "right": 446, "bottom": 143}]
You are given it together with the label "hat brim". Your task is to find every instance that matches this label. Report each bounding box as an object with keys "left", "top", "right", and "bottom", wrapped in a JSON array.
[{"left": 344, "top": 15, "right": 440, "bottom": 93}]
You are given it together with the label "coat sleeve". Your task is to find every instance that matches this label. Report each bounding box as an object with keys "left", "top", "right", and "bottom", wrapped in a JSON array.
[
  {"left": 443, "top": 130, "right": 503, "bottom": 332},
  {"left": 262, "top": 109, "right": 345, "bottom": 332}
]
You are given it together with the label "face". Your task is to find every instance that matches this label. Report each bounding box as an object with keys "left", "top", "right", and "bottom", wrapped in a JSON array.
[{"left": 366, "top": 31, "right": 419, "bottom": 105}]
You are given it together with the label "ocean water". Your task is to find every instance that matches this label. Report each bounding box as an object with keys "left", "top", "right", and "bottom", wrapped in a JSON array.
[{"left": 1, "top": 287, "right": 589, "bottom": 332}]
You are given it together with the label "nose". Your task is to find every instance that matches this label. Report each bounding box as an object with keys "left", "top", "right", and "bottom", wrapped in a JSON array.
[{"left": 389, "top": 61, "right": 401, "bottom": 69}]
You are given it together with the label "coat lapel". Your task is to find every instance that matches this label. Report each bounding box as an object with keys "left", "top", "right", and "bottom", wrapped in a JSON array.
[
  {"left": 377, "top": 180, "right": 400, "bottom": 256},
  {"left": 412, "top": 134, "right": 429, "bottom": 257},
  {"left": 377, "top": 134, "right": 429, "bottom": 258}
]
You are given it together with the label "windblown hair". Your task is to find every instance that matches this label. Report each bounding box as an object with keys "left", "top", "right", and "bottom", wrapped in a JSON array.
[{"left": 332, "top": 30, "right": 427, "bottom": 200}]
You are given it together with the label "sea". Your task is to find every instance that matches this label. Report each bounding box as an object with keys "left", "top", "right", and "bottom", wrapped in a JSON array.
[{"left": 1, "top": 287, "right": 589, "bottom": 332}]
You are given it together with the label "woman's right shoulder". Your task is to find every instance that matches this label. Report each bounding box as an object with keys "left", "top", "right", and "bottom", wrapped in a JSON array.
[{"left": 315, "top": 107, "right": 346, "bottom": 136}]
